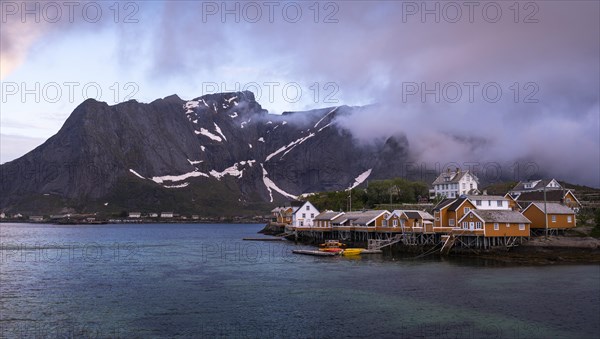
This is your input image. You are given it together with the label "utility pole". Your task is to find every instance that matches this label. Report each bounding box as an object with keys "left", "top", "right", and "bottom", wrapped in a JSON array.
[{"left": 349, "top": 189, "right": 352, "bottom": 212}]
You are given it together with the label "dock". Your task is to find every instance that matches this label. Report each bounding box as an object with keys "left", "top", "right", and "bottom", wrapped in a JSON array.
[
  {"left": 361, "top": 249, "right": 383, "bottom": 254},
  {"left": 243, "top": 237, "right": 285, "bottom": 241},
  {"left": 292, "top": 250, "right": 338, "bottom": 256}
]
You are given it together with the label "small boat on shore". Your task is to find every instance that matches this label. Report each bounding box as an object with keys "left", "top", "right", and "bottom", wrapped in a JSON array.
[
  {"left": 292, "top": 249, "right": 338, "bottom": 257},
  {"left": 319, "top": 240, "right": 346, "bottom": 248},
  {"left": 342, "top": 248, "right": 365, "bottom": 256},
  {"left": 319, "top": 247, "right": 343, "bottom": 253}
]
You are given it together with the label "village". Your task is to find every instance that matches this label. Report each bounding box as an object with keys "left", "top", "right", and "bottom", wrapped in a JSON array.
[{"left": 269, "top": 169, "right": 584, "bottom": 255}]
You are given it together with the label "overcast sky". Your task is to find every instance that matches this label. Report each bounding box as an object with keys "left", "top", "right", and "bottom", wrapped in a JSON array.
[{"left": 1, "top": 1, "right": 599, "bottom": 186}]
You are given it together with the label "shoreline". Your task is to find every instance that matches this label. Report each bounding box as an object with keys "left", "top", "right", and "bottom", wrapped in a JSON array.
[{"left": 260, "top": 224, "right": 600, "bottom": 265}]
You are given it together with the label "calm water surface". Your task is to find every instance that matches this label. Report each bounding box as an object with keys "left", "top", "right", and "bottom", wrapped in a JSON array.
[{"left": 1, "top": 223, "right": 599, "bottom": 338}]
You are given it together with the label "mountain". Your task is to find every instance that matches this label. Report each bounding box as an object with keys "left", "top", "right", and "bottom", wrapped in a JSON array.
[{"left": 0, "top": 91, "right": 414, "bottom": 216}]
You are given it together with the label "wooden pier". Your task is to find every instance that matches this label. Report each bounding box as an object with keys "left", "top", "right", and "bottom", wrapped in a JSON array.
[
  {"left": 243, "top": 237, "right": 285, "bottom": 241},
  {"left": 287, "top": 225, "right": 526, "bottom": 255}
]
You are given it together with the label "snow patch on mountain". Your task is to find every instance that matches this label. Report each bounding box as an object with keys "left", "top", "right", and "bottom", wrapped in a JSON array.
[
  {"left": 129, "top": 169, "right": 145, "bottom": 179},
  {"left": 151, "top": 170, "right": 209, "bottom": 184},
  {"left": 164, "top": 183, "right": 190, "bottom": 189},
  {"left": 266, "top": 132, "right": 316, "bottom": 161},
  {"left": 214, "top": 123, "right": 227, "bottom": 141},
  {"left": 185, "top": 101, "right": 199, "bottom": 113},
  {"left": 209, "top": 160, "right": 256, "bottom": 180},
  {"left": 261, "top": 164, "right": 297, "bottom": 202},
  {"left": 187, "top": 159, "right": 203, "bottom": 165},
  {"left": 348, "top": 169, "right": 372, "bottom": 190},
  {"left": 314, "top": 107, "right": 338, "bottom": 128},
  {"left": 197, "top": 128, "right": 222, "bottom": 142}
]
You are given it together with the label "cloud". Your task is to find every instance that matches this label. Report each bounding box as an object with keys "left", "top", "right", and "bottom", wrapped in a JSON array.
[{"left": 1, "top": 1, "right": 598, "bottom": 186}]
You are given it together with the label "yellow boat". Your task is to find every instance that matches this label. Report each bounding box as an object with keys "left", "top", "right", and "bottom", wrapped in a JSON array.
[{"left": 342, "top": 248, "right": 365, "bottom": 256}]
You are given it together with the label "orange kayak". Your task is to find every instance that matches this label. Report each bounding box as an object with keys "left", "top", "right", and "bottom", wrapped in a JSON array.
[{"left": 318, "top": 247, "right": 343, "bottom": 253}]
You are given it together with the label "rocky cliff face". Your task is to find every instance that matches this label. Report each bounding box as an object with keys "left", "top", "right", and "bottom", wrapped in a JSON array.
[{"left": 0, "top": 91, "right": 411, "bottom": 215}]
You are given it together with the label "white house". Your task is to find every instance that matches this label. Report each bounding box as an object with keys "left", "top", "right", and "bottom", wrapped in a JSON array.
[
  {"left": 291, "top": 201, "right": 319, "bottom": 227},
  {"left": 160, "top": 212, "right": 174, "bottom": 218},
  {"left": 466, "top": 195, "right": 510, "bottom": 210},
  {"left": 128, "top": 212, "right": 142, "bottom": 218},
  {"left": 430, "top": 168, "right": 479, "bottom": 199}
]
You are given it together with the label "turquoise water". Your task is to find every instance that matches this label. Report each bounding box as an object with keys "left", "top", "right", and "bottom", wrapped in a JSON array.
[{"left": 1, "top": 223, "right": 598, "bottom": 338}]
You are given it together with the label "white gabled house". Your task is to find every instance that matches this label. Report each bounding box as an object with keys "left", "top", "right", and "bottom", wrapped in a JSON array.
[
  {"left": 291, "top": 201, "right": 319, "bottom": 227},
  {"left": 429, "top": 168, "right": 479, "bottom": 199}
]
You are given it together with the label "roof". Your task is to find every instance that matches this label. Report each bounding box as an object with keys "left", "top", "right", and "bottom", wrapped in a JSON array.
[
  {"left": 314, "top": 211, "right": 344, "bottom": 221},
  {"left": 511, "top": 179, "right": 562, "bottom": 192},
  {"left": 432, "top": 198, "right": 456, "bottom": 211},
  {"left": 466, "top": 195, "right": 507, "bottom": 201},
  {"left": 389, "top": 210, "right": 433, "bottom": 220},
  {"left": 447, "top": 197, "right": 469, "bottom": 211},
  {"left": 404, "top": 211, "right": 433, "bottom": 220},
  {"left": 331, "top": 210, "right": 389, "bottom": 226},
  {"left": 466, "top": 210, "right": 531, "bottom": 224},
  {"left": 516, "top": 190, "right": 575, "bottom": 203},
  {"left": 404, "top": 211, "right": 422, "bottom": 219},
  {"left": 525, "top": 202, "right": 575, "bottom": 215},
  {"left": 290, "top": 201, "right": 305, "bottom": 207},
  {"left": 432, "top": 170, "right": 479, "bottom": 185}
]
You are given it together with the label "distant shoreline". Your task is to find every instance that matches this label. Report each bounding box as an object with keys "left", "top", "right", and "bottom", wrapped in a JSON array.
[{"left": 0, "top": 220, "right": 267, "bottom": 225}]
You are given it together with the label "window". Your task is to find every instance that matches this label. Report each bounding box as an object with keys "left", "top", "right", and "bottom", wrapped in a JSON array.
[
  {"left": 469, "top": 214, "right": 473, "bottom": 219},
  {"left": 310, "top": 213, "right": 314, "bottom": 218},
  {"left": 506, "top": 223, "right": 510, "bottom": 228},
  {"left": 476, "top": 200, "right": 482, "bottom": 206},
  {"left": 300, "top": 221, "right": 304, "bottom": 226},
  {"left": 476, "top": 222, "right": 483, "bottom": 229},
  {"left": 302, "top": 213, "right": 306, "bottom": 218},
  {"left": 462, "top": 183, "right": 466, "bottom": 189},
  {"left": 470, "top": 183, "right": 473, "bottom": 189},
  {"left": 462, "top": 222, "right": 468, "bottom": 229},
  {"left": 382, "top": 220, "right": 387, "bottom": 227},
  {"left": 551, "top": 215, "right": 556, "bottom": 223},
  {"left": 487, "top": 201, "right": 491, "bottom": 206},
  {"left": 567, "top": 216, "right": 572, "bottom": 223},
  {"left": 519, "top": 223, "right": 525, "bottom": 230},
  {"left": 464, "top": 207, "right": 470, "bottom": 214},
  {"left": 306, "top": 205, "right": 310, "bottom": 211},
  {"left": 449, "top": 219, "right": 455, "bottom": 226},
  {"left": 566, "top": 198, "right": 571, "bottom": 203},
  {"left": 494, "top": 223, "right": 499, "bottom": 230},
  {"left": 497, "top": 201, "right": 503, "bottom": 207},
  {"left": 393, "top": 219, "right": 398, "bottom": 227}
]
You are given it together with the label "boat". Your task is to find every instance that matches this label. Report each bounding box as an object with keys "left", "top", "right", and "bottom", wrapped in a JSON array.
[
  {"left": 342, "top": 248, "right": 365, "bottom": 256},
  {"left": 292, "top": 250, "right": 338, "bottom": 257},
  {"left": 319, "top": 240, "right": 346, "bottom": 248},
  {"left": 318, "top": 247, "right": 343, "bottom": 253}
]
